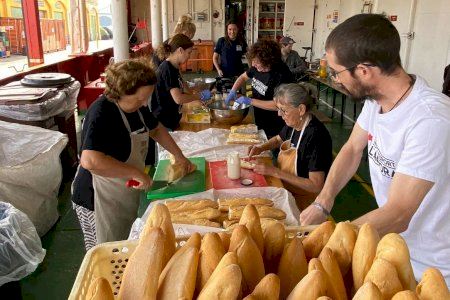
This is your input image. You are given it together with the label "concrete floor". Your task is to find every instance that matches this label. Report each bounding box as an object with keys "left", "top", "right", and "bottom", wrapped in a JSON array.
[{"left": 2, "top": 76, "right": 377, "bottom": 299}]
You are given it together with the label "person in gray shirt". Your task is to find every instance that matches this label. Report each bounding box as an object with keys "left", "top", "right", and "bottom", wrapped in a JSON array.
[{"left": 280, "top": 36, "right": 307, "bottom": 81}]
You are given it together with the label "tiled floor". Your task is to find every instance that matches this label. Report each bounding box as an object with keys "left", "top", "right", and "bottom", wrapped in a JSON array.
[{"left": 4, "top": 75, "right": 377, "bottom": 299}]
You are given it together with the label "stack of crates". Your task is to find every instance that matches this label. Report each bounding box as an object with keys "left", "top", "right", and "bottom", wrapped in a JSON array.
[{"left": 0, "top": 26, "right": 11, "bottom": 58}]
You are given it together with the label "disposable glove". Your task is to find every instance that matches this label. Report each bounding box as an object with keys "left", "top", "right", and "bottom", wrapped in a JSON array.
[
  {"left": 200, "top": 89, "right": 212, "bottom": 101},
  {"left": 225, "top": 90, "right": 237, "bottom": 105},
  {"left": 235, "top": 96, "right": 252, "bottom": 105}
]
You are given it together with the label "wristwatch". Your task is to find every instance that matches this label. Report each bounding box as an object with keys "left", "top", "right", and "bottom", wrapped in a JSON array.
[{"left": 312, "top": 201, "right": 331, "bottom": 217}]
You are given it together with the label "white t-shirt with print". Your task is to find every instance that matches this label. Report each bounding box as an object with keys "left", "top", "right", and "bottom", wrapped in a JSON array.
[{"left": 357, "top": 75, "right": 450, "bottom": 287}]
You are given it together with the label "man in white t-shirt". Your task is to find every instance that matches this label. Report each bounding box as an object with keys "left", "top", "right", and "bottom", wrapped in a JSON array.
[{"left": 300, "top": 14, "right": 450, "bottom": 286}]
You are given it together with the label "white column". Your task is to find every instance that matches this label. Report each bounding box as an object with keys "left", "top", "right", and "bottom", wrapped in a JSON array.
[
  {"left": 161, "top": 0, "right": 169, "bottom": 41},
  {"left": 111, "top": 0, "right": 129, "bottom": 61},
  {"left": 151, "top": 0, "right": 163, "bottom": 47}
]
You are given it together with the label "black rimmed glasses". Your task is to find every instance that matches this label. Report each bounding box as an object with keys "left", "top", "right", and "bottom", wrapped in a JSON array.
[{"left": 329, "top": 63, "right": 376, "bottom": 80}]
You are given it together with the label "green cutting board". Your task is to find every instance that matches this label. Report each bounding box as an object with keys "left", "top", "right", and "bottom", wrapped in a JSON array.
[{"left": 147, "top": 157, "right": 206, "bottom": 200}]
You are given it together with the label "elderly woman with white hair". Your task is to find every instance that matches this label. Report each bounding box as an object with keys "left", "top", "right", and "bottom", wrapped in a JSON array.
[{"left": 248, "top": 83, "right": 333, "bottom": 210}]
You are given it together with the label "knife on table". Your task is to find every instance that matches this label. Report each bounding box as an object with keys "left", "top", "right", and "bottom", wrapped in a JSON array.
[{"left": 125, "top": 179, "right": 173, "bottom": 189}]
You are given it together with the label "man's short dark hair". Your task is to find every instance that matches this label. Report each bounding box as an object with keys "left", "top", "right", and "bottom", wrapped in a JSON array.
[{"left": 325, "top": 14, "right": 401, "bottom": 75}]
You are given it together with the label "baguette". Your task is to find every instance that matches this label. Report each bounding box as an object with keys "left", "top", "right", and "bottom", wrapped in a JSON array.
[
  {"left": 171, "top": 207, "right": 222, "bottom": 221},
  {"left": 318, "top": 247, "right": 347, "bottom": 300},
  {"left": 277, "top": 237, "right": 308, "bottom": 299},
  {"left": 217, "top": 232, "right": 231, "bottom": 251},
  {"left": 262, "top": 222, "right": 285, "bottom": 274},
  {"left": 219, "top": 198, "right": 273, "bottom": 212},
  {"left": 241, "top": 159, "right": 256, "bottom": 169},
  {"left": 352, "top": 281, "right": 383, "bottom": 300},
  {"left": 144, "top": 204, "right": 176, "bottom": 268},
  {"left": 228, "top": 132, "right": 261, "bottom": 140},
  {"left": 364, "top": 258, "right": 403, "bottom": 299},
  {"left": 352, "top": 223, "right": 380, "bottom": 290},
  {"left": 171, "top": 217, "right": 221, "bottom": 228},
  {"left": 118, "top": 227, "right": 165, "bottom": 300},
  {"left": 239, "top": 204, "right": 265, "bottom": 255},
  {"left": 157, "top": 247, "right": 199, "bottom": 300},
  {"left": 86, "top": 277, "right": 114, "bottom": 300},
  {"left": 229, "top": 225, "right": 266, "bottom": 296},
  {"left": 224, "top": 219, "right": 239, "bottom": 228},
  {"left": 197, "top": 264, "right": 242, "bottom": 300},
  {"left": 202, "top": 252, "right": 239, "bottom": 291},
  {"left": 214, "top": 212, "right": 229, "bottom": 224},
  {"left": 416, "top": 267, "right": 450, "bottom": 300},
  {"left": 302, "top": 221, "right": 335, "bottom": 259},
  {"left": 375, "top": 233, "right": 417, "bottom": 290},
  {"left": 243, "top": 273, "right": 280, "bottom": 300},
  {"left": 196, "top": 233, "right": 226, "bottom": 291},
  {"left": 165, "top": 199, "right": 218, "bottom": 212},
  {"left": 323, "top": 221, "right": 356, "bottom": 276},
  {"left": 392, "top": 290, "right": 420, "bottom": 300},
  {"left": 229, "top": 205, "right": 286, "bottom": 220},
  {"left": 231, "top": 124, "right": 258, "bottom": 134},
  {"left": 286, "top": 270, "right": 328, "bottom": 300}
]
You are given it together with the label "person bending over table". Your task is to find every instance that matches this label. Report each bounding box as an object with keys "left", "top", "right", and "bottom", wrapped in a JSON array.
[
  {"left": 300, "top": 14, "right": 450, "bottom": 286},
  {"left": 213, "top": 21, "right": 248, "bottom": 79},
  {"left": 152, "top": 34, "right": 211, "bottom": 131},
  {"left": 225, "top": 39, "right": 294, "bottom": 138},
  {"left": 248, "top": 83, "right": 332, "bottom": 210},
  {"left": 71, "top": 58, "right": 194, "bottom": 249}
]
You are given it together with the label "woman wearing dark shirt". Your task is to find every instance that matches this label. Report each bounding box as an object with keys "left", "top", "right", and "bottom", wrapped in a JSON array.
[
  {"left": 226, "top": 40, "right": 294, "bottom": 137},
  {"left": 71, "top": 58, "right": 194, "bottom": 249},
  {"left": 213, "top": 22, "right": 248, "bottom": 78},
  {"left": 248, "top": 83, "right": 332, "bottom": 210},
  {"left": 152, "top": 34, "right": 210, "bottom": 130}
]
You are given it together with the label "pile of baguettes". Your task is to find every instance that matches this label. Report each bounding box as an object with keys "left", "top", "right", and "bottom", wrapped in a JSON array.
[
  {"left": 227, "top": 124, "right": 262, "bottom": 145},
  {"left": 164, "top": 198, "right": 287, "bottom": 229},
  {"left": 85, "top": 203, "right": 450, "bottom": 300}
]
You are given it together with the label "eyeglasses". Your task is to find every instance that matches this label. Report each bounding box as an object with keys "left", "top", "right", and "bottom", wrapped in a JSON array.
[
  {"left": 276, "top": 105, "right": 292, "bottom": 116},
  {"left": 329, "top": 63, "right": 376, "bottom": 80}
]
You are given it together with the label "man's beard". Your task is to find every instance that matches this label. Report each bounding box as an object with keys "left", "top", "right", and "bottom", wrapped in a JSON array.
[{"left": 337, "top": 79, "right": 380, "bottom": 102}]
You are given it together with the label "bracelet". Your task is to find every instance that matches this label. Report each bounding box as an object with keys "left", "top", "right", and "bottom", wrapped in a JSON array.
[{"left": 312, "top": 201, "right": 331, "bottom": 217}]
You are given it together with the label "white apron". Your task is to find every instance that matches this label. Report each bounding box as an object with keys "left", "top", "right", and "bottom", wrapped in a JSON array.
[{"left": 93, "top": 104, "right": 149, "bottom": 243}]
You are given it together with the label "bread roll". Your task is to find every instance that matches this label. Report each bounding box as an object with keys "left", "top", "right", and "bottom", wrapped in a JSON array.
[
  {"left": 241, "top": 160, "right": 256, "bottom": 169},
  {"left": 286, "top": 270, "right": 328, "bottom": 300},
  {"left": 197, "top": 264, "right": 242, "bottom": 300},
  {"left": 229, "top": 225, "right": 265, "bottom": 295},
  {"left": 375, "top": 233, "right": 416, "bottom": 290},
  {"left": 323, "top": 221, "right": 357, "bottom": 276},
  {"left": 165, "top": 199, "right": 218, "bottom": 212},
  {"left": 229, "top": 205, "right": 286, "bottom": 220},
  {"left": 219, "top": 198, "right": 273, "bottom": 212},
  {"left": 352, "top": 281, "right": 383, "bottom": 300},
  {"left": 319, "top": 247, "right": 347, "bottom": 300},
  {"left": 215, "top": 212, "right": 229, "bottom": 224},
  {"left": 239, "top": 204, "right": 264, "bottom": 255},
  {"left": 243, "top": 273, "right": 280, "bottom": 300},
  {"left": 392, "top": 290, "right": 420, "bottom": 300},
  {"left": 144, "top": 204, "right": 176, "bottom": 268},
  {"left": 301, "top": 220, "right": 335, "bottom": 259},
  {"left": 118, "top": 227, "right": 165, "bottom": 300},
  {"left": 202, "top": 252, "right": 239, "bottom": 291},
  {"left": 171, "top": 217, "right": 221, "bottom": 228},
  {"left": 218, "top": 232, "right": 231, "bottom": 251},
  {"left": 277, "top": 237, "right": 308, "bottom": 299},
  {"left": 171, "top": 207, "right": 222, "bottom": 221},
  {"left": 157, "top": 247, "right": 199, "bottom": 300},
  {"left": 416, "top": 267, "right": 450, "bottom": 300},
  {"left": 224, "top": 219, "right": 239, "bottom": 228},
  {"left": 364, "top": 258, "right": 403, "bottom": 299},
  {"left": 184, "top": 232, "right": 202, "bottom": 249},
  {"left": 196, "top": 233, "right": 226, "bottom": 291},
  {"left": 86, "top": 277, "right": 114, "bottom": 300},
  {"left": 260, "top": 218, "right": 284, "bottom": 229},
  {"left": 317, "top": 297, "right": 333, "bottom": 300},
  {"left": 262, "top": 222, "right": 285, "bottom": 274},
  {"left": 352, "top": 223, "right": 380, "bottom": 290}
]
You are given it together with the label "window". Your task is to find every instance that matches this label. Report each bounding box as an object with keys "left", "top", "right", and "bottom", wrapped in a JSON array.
[
  {"left": 11, "top": 7, "right": 23, "bottom": 18},
  {"left": 54, "top": 11, "right": 63, "bottom": 20},
  {"left": 39, "top": 10, "right": 47, "bottom": 19}
]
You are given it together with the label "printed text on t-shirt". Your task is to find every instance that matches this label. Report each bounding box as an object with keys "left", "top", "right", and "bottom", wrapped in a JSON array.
[
  {"left": 368, "top": 140, "right": 396, "bottom": 178},
  {"left": 252, "top": 78, "right": 268, "bottom": 96}
]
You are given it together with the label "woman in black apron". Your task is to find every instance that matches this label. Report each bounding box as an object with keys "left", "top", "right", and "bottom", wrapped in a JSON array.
[
  {"left": 71, "top": 58, "right": 194, "bottom": 249},
  {"left": 248, "top": 83, "right": 332, "bottom": 210}
]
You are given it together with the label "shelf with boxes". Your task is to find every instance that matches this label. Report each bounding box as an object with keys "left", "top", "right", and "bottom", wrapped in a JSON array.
[{"left": 257, "top": 0, "right": 285, "bottom": 42}]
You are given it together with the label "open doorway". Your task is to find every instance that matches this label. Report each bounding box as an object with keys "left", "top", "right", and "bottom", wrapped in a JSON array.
[{"left": 225, "top": 0, "right": 247, "bottom": 42}]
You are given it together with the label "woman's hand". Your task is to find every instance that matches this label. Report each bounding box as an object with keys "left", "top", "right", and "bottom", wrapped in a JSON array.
[
  {"left": 129, "top": 170, "right": 153, "bottom": 190},
  {"left": 299, "top": 204, "right": 328, "bottom": 225},
  {"left": 217, "top": 69, "right": 224, "bottom": 77},
  {"left": 174, "top": 156, "right": 196, "bottom": 174},
  {"left": 253, "top": 162, "right": 278, "bottom": 176},
  {"left": 248, "top": 145, "right": 263, "bottom": 157}
]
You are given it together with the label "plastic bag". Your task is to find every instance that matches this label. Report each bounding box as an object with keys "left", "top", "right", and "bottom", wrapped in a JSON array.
[{"left": 0, "top": 202, "right": 46, "bottom": 286}]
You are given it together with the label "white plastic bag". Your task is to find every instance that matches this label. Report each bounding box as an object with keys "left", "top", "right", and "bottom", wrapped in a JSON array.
[{"left": 0, "top": 202, "right": 46, "bottom": 286}]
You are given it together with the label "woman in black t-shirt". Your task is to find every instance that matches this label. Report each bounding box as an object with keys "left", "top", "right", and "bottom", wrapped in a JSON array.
[
  {"left": 213, "top": 21, "right": 248, "bottom": 78},
  {"left": 248, "top": 83, "right": 332, "bottom": 210},
  {"left": 71, "top": 58, "right": 194, "bottom": 249},
  {"left": 226, "top": 40, "right": 294, "bottom": 138},
  {"left": 153, "top": 34, "right": 211, "bottom": 130}
]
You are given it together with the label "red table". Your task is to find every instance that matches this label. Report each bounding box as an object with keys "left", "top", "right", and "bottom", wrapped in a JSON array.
[{"left": 78, "top": 78, "right": 105, "bottom": 111}]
